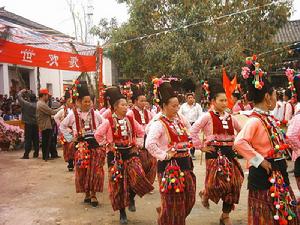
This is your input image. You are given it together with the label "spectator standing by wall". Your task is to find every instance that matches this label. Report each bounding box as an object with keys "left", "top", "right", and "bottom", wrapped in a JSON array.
[{"left": 18, "top": 89, "right": 39, "bottom": 159}]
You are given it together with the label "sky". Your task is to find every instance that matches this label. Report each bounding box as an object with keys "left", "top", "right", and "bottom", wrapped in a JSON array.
[
  {"left": 1, "top": 0, "right": 300, "bottom": 39},
  {"left": 1, "top": 0, "right": 129, "bottom": 37}
]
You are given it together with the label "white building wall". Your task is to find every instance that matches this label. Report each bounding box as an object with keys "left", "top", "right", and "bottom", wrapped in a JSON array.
[
  {"left": 103, "top": 56, "right": 112, "bottom": 86},
  {"left": 0, "top": 64, "right": 9, "bottom": 95}
]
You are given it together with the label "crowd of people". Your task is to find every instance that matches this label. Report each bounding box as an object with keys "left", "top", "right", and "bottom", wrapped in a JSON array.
[{"left": 2, "top": 55, "right": 300, "bottom": 225}]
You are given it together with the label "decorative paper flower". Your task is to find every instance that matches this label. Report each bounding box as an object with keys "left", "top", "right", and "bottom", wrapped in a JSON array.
[
  {"left": 241, "top": 67, "right": 250, "bottom": 79},
  {"left": 285, "top": 68, "right": 300, "bottom": 103},
  {"left": 242, "top": 55, "right": 266, "bottom": 90},
  {"left": 0, "top": 118, "right": 24, "bottom": 147}
]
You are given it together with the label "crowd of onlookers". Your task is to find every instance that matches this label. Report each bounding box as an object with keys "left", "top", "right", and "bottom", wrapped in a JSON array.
[{"left": 0, "top": 90, "right": 64, "bottom": 153}]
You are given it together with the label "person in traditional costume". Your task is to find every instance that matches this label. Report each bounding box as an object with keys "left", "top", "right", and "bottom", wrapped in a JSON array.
[
  {"left": 126, "top": 85, "right": 157, "bottom": 188},
  {"left": 286, "top": 70, "right": 300, "bottom": 191},
  {"left": 145, "top": 81, "right": 196, "bottom": 225},
  {"left": 242, "top": 93, "right": 254, "bottom": 111},
  {"left": 272, "top": 89, "right": 285, "bottom": 122},
  {"left": 234, "top": 56, "right": 300, "bottom": 225},
  {"left": 60, "top": 81, "right": 106, "bottom": 207},
  {"left": 54, "top": 88, "right": 74, "bottom": 171},
  {"left": 282, "top": 89, "right": 294, "bottom": 124},
  {"left": 190, "top": 80, "right": 243, "bottom": 225},
  {"left": 232, "top": 91, "right": 244, "bottom": 113},
  {"left": 94, "top": 86, "right": 154, "bottom": 224}
]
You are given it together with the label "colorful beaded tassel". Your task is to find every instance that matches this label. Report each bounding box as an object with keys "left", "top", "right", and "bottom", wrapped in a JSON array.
[
  {"left": 75, "top": 141, "right": 90, "bottom": 169},
  {"left": 269, "top": 171, "right": 297, "bottom": 224},
  {"left": 216, "top": 150, "right": 232, "bottom": 182},
  {"left": 160, "top": 160, "right": 185, "bottom": 194},
  {"left": 110, "top": 152, "right": 124, "bottom": 183}
]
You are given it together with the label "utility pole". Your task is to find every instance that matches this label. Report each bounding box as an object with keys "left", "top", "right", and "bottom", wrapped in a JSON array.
[{"left": 86, "top": 0, "right": 94, "bottom": 44}]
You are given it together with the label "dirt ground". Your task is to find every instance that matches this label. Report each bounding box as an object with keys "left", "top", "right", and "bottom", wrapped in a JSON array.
[{"left": 0, "top": 149, "right": 299, "bottom": 225}]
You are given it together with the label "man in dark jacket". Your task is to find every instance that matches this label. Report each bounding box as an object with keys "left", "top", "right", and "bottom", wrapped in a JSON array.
[{"left": 18, "top": 89, "right": 39, "bottom": 159}]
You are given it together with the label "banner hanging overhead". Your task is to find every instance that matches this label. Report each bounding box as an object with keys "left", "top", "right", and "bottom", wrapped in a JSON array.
[{"left": 0, "top": 39, "right": 97, "bottom": 72}]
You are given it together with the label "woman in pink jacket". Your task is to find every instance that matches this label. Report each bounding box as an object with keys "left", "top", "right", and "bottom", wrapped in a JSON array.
[
  {"left": 234, "top": 56, "right": 299, "bottom": 225},
  {"left": 190, "top": 80, "right": 243, "bottom": 225},
  {"left": 95, "top": 86, "right": 153, "bottom": 224},
  {"left": 145, "top": 81, "right": 196, "bottom": 225},
  {"left": 286, "top": 74, "right": 300, "bottom": 191},
  {"left": 60, "top": 81, "right": 105, "bottom": 208}
]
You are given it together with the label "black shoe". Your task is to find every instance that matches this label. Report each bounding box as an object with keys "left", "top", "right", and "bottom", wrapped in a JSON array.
[
  {"left": 84, "top": 198, "right": 91, "bottom": 204},
  {"left": 68, "top": 167, "right": 74, "bottom": 172},
  {"left": 191, "top": 155, "right": 196, "bottom": 160},
  {"left": 33, "top": 153, "right": 39, "bottom": 158},
  {"left": 51, "top": 155, "right": 61, "bottom": 159},
  {"left": 44, "top": 158, "right": 54, "bottom": 161},
  {"left": 128, "top": 199, "right": 136, "bottom": 212},
  {"left": 120, "top": 209, "right": 128, "bottom": 224},
  {"left": 20, "top": 156, "right": 29, "bottom": 159},
  {"left": 91, "top": 197, "right": 99, "bottom": 207}
]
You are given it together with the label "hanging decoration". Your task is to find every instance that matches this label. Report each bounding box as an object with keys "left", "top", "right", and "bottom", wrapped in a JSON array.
[
  {"left": 201, "top": 80, "right": 210, "bottom": 100},
  {"left": 242, "top": 55, "right": 267, "bottom": 90},
  {"left": 75, "top": 141, "right": 90, "bottom": 169},
  {"left": 120, "top": 81, "right": 133, "bottom": 99},
  {"left": 71, "top": 79, "right": 80, "bottom": 101},
  {"left": 160, "top": 160, "right": 185, "bottom": 194},
  {"left": 152, "top": 76, "right": 180, "bottom": 104},
  {"left": 285, "top": 68, "right": 300, "bottom": 103},
  {"left": 110, "top": 152, "right": 124, "bottom": 183},
  {"left": 216, "top": 150, "right": 232, "bottom": 182},
  {"left": 269, "top": 171, "right": 297, "bottom": 223}
]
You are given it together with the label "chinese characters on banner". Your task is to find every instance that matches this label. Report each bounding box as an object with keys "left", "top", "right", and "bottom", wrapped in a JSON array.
[{"left": 0, "top": 39, "right": 97, "bottom": 72}]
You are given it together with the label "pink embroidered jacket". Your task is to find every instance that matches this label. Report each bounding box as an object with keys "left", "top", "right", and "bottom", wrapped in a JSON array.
[
  {"left": 126, "top": 106, "right": 153, "bottom": 129},
  {"left": 60, "top": 109, "right": 103, "bottom": 141},
  {"left": 286, "top": 112, "right": 300, "bottom": 161},
  {"left": 190, "top": 111, "right": 241, "bottom": 149},
  {"left": 94, "top": 112, "right": 145, "bottom": 148},
  {"left": 145, "top": 114, "right": 191, "bottom": 161},
  {"left": 234, "top": 117, "right": 276, "bottom": 168}
]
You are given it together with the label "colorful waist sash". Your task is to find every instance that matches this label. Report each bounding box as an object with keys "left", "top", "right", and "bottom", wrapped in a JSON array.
[{"left": 76, "top": 134, "right": 100, "bottom": 149}]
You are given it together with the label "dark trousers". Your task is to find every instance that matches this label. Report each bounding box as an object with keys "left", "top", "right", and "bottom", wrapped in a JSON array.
[
  {"left": 190, "top": 122, "right": 195, "bottom": 156},
  {"left": 42, "top": 129, "right": 58, "bottom": 160},
  {"left": 51, "top": 122, "right": 58, "bottom": 157},
  {"left": 24, "top": 123, "right": 39, "bottom": 157}
]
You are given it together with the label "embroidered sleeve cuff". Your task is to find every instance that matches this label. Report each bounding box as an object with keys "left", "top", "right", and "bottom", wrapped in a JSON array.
[{"left": 249, "top": 154, "right": 264, "bottom": 168}]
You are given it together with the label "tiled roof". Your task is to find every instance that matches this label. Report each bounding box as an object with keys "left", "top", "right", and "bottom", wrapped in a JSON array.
[
  {"left": 0, "top": 7, "right": 71, "bottom": 38},
  {"left": 0, "top": 8, "right": 96, "bottom": 55},
  {"left": 273, "top": 20, "right": 300, "bottom": 43}
]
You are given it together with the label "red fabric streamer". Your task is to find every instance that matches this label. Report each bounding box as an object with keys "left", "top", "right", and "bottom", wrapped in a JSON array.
[{"left": 222, "top": 68, "right": 237, "bottom": 109}]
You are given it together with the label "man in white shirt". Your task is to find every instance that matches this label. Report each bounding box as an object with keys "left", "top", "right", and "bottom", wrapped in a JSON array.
[{"left": 178, "top": 93, "right": 203, "bottom": 159}]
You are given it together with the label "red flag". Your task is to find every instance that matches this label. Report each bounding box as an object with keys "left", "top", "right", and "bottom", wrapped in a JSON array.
[{"left": 222, "top": 68, "right": 237, "bottom": 109}]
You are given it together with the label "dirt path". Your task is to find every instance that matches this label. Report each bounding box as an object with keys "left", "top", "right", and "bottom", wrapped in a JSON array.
[{"left": 0, "top": 149, "right": 298, "bottom": 225}]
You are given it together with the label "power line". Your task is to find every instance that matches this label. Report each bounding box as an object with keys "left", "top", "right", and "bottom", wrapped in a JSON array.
[{"left": 103, "top": 2, "right": 276, "bottom": 48}]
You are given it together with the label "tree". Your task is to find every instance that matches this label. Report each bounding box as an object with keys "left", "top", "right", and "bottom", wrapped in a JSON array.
[{"left": 92, "top": 0, "right": 292, "bottom": 84}]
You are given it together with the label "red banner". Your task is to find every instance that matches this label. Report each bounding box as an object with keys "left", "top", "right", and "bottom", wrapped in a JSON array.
[{"left": 0, "top": 39, "right": 97, "bottom": 72}]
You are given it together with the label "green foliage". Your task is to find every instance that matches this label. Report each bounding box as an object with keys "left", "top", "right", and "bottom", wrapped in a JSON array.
[{"left": 91, "top": 0, "right": 292, "bottom": 82}]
